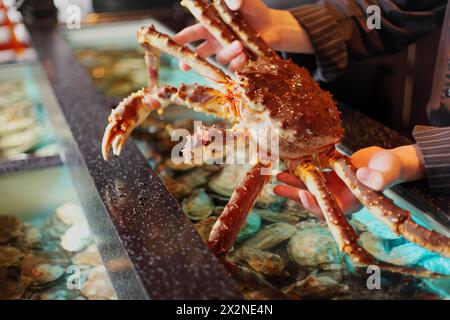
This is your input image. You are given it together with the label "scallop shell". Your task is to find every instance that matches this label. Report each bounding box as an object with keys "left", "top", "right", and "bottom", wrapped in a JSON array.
[
  {"left": 181, "top": 188, "right": 214, "bottom": 221},
  {"left": 240, "top": 223, "right": 297, "bottom": 251},
  {"left": 288, "top": 227, "right": 341, "bottom": 268},
  {"left": 71, "top": 244, "right": 103, "bottom": 266},
  {"left": 80, "top": 266, "right": 117, "bottom": 300},
  {"left": 21, "top": 252, "right": 69, "bottom": 289},
  {"left": 60, "top": 223, "right": 91, "bottom": 252}
]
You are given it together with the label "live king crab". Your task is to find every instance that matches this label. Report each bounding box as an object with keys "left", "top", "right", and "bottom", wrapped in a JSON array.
[{"left": 101, "top": 0, "right": 450, "bottom": 277}]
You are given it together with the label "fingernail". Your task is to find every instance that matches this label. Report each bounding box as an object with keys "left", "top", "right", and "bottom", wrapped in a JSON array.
[
  {"left": 276, "top": 172, "right": 286, "bottom": 181},
  {"left": 357, "top": 167, "right": 372, "bottom": 183},
  {"left": 230, "top": 40, "right": 243, "bottom": 51},
  {"left": 357, "top": 168, "right": 384, "bottom": 191},
  {"left": 272, "top": 185, "right": 282, "bottom": 195},
  {"left": 225, "top": 0, "right": 241, "bottom": 11}
]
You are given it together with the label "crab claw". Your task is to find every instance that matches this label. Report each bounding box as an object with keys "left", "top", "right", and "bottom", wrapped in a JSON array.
[
  {"left": 102, "top": 120, "right": 130, "bottom": 161},
  {"left": 101, "top": 89, "right": 158, "bottom": 161}
]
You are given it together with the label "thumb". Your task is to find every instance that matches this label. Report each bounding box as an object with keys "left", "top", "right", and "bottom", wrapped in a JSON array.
[
  {"left": 356, "top": 167, "right": 390, "bottom": 191},
  {"left": 356, "top": 150, "right": 402, "bottom": 191}
]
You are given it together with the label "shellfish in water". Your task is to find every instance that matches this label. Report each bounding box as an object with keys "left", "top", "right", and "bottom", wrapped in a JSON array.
[
  {"left": 81, "top": 266, "right": 117, "bottom": 300},
  {"left": 21, "top": 252, "right": 69, "bottom": 289},
  {"left": 182, "top": 188, "right": 214, "bottom": 221},
  {"left": 282, "top": 274, "right": 349, "bottom": 299},
  {"left": 288, "top": 224, "right": 342, "bottom": 269},
  {"left": 240, "top": 223, "right": 297, "bottom": 251}
]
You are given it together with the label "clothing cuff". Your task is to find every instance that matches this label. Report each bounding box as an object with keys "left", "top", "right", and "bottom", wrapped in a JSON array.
[
  {"left": 413, "top": 125, "right": 450, "bottom": 193},
  {"left": 289, "top": 3, "right": 348, "bottom": 82}
]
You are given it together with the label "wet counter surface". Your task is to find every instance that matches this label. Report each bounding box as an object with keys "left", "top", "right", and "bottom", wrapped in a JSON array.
[{"left": 24, "top": 14, "right": 449, "bottom": 300}]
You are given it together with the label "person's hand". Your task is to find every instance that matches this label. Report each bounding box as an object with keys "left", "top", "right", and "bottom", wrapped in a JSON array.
[
  {"left": 173, "top": 0, "right": 313, "bottom": 72},
  {"left": 273, "top": 145, "right": 426, "bottom": 217}
]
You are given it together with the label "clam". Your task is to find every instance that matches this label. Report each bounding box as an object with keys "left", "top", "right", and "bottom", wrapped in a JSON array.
[
  {"left": 349, "top": 218, "right": 368, "bottom": 234},
  {"left": 282, "top": 274, "right": 349, "bottom": 299},
  {"left": 208, "top": 165, "right": 280, "bottom": 208},
  {"left": 0, "top": 246, "right": 24, "bottom": 267},
  {"left": 0, "top": 215, "right": 23, "bottom": 244},
  {"left": 21, "top": 252, "right": 69, "bottom": 289},
  {"left": 43, "top": 212, "right": 70, "bottom": 240},
  {"left": 236, "top": 212, "right": 262, "bottom": 242},
  {"left": 71, "top": 244, "right": 103, "bottom": 266},
  {"left": 165, "top": 167, "right": 220, "bottom": 199},
  {"left": 55, "top": 202, "right": 87, "bottom": 226},
  {"left": 296, "top": 219, "right": 326, "bottom": 230},
  {"left": 60, "top": 223, "right": 91, "bottom": 252},
  {"left": 208, "top": 165, "right": 250, "bottom": 197},
  {"left": 18, "top": 225, "right": 43, "bottom": 250},
  {"left": 240, "top": 223, "right": 297, "bottom": 251},
  {"left": 164, "top": 158, "right": 195, "bottom": 172},
  {"left": 238, "top": 247, "right": 286, "bottom": 276},
  {"left": 181, "top": 188, "right": 214, "bottom": 221},
  {"left": 357, "top": 231, "right": 386, "bottom": 258},
  {"left": 252, "top": 208, "right": 301, "bottom": 224},
  {"left": 288, "top": 226, "right": 342, "bottom": 269},
  {"left": 80, "top": 266, "right": 117, "bottom": 300}
]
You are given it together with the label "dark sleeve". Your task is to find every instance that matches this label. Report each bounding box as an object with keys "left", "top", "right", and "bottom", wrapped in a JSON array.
[
  {"left": 412, "top": 125, "right": 450, "bottom": 194},
  {"left": 289, "top": 0, "right": 447, "bottom": 82}
]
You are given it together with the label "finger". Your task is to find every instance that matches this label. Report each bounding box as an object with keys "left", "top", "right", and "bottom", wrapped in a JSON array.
[
  {"left": 356, "top": 150, "right": 402, "bottom": 191},
  {"left": 356, "top": 167, "right": 388, "bottom": 191},
  {"left": 228, "top": 52, "right": 247, "bottom": 72},
  {"left": 298, "top": 190, "right": 322, "bottom": 216},
  {"left": 273, "top": 185, "right": 322, "bottom": 216},
  {"left": 196, "top": 39, "right": 221, "bottom": 58},
  {"left": 326, "top": 172, "right": 361, "bottom": 214},
  {"left": 178, "top": 39, "right": 221, "bottom": 71},
  {"left": 173, "top": 23, "right": 209, "bottom": 45},
  {"left": 224, "top": 0, "right": 243, "bottom": 11},
  {"left": 215, "top": 40, "right": 244, "bottom": 65},
  {"left": 273, "top": 185, "right": 301, "bottom": 203},
  {"left": 276, "top": 171, "right": 306, "bottom": 189}
]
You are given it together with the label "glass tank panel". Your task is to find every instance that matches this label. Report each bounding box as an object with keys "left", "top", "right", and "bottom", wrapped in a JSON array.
[
  {"left": 0, "top": 62, "right": 59, "bottom": 160},
  {"left": 0, "top": 165, "right": 117, "bottom": 300}
]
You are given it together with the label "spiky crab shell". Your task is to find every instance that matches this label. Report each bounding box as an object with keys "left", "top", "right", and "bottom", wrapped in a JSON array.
[{"left": 234, "top": 58, "right": 344, "bottom": 159}]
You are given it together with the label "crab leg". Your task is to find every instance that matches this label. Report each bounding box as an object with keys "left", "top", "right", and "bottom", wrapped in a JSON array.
[
  {"left": 143, "top": 46, "right": 160, "bottom": 90},
  {"left": 209, "top": 162, "right": 271, "bottom": 254},
  {"left": 137, "top": 25, "right": 230, "bottom": 86},
  {"left": 102, "top": 84, "right": 230, "bottom": 160},
  {"left": 181, "top": 0, "right": 254, "bottom": 60},
  {"left": 211, "top": 0, "right": 277, "bottom": 58},
  {"left": 295, "top": 162, "right": 375, "bottom": 265},
  {"left": 294, "top": 162, "right": 443, "bottom": 278},
  {"left": 329, "top": 151, "right": 450, "bottom": 258}
]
